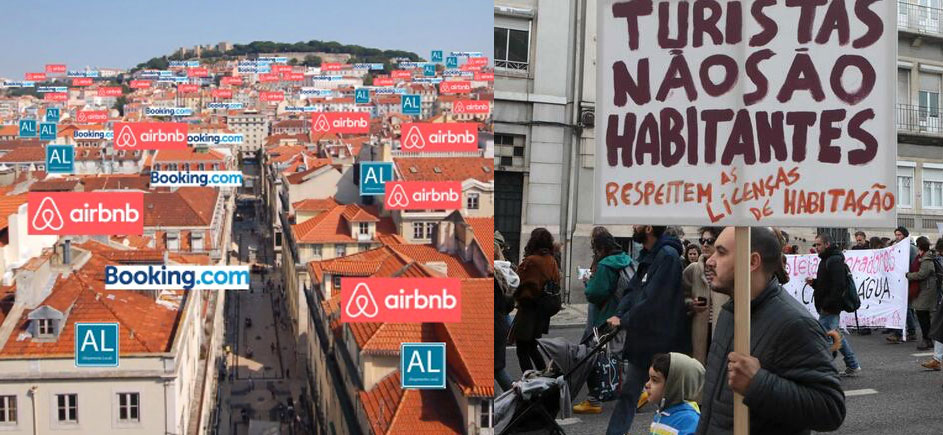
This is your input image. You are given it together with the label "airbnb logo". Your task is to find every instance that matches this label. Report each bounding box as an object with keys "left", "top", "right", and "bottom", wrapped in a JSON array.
[
  {"left": 341, "top": 278, "right": 461, "bottom": 323},
  {"left": 113, "top": 122, "right": 188, "bottom": 150},
  {"left": 400, "top": 123, "right": 478, "bottom": 152},
  {"left": 129, "top": 80, "right": 152, "bottom": 89},
  {"left": 439, "top": 81, "right": 471, "bottom": 94},
  {"left": 77, "top": 110, "right": 108, "bottom": 124},
  {"left": 452, "top": 100, "right": 490, "bottom": 114},
  {"left": 311, "top": 112, "right": 370, "bottom": 134},
  {"left": 384, "top": 181, "right": 463, "bottom": 210},
  {"left": 98, "top": 87, "right": 122, "bottom": 97},
  {"left": 259, "top": 91, "right": 284, "bottom": 102},
  {"left": 28, "top": 192, "right": 144, "bottom": 235}
]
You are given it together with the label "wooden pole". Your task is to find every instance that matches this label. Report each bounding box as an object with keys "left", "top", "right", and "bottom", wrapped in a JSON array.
[{"left": 733, "top": 226, "right": 751, "bottom": 435}]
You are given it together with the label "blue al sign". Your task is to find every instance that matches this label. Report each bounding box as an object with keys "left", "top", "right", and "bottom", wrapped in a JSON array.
[
  {"left": 431, "top": 50, "right": 443, "bottom": 63},
  {"left": 19, "top": 119, "right": 37, "bottom": 137},
  {"left": 75, "top": 323, "right": 119, "bottom": 367},
  {"left": 355, "top": 88, "right": 370, "bottom": 104},
  {"left": 423, "top": 63, "right": 436, "bottom": 77},
  {"left": 401, "top": 343, "right": 446, "bottom": 389},
  {"left": 401, "top": 94, "right": 421, "bottom": 115},
  {"left": 45, "top": 107, "right": 60, "bottom": 123},
  {"left": 359, "top": 161, "right": 393, "bottom": 195},
  {"left": 46, "top": 144, "right": 74, "bottom": 173},
  {"left": 39, "top": 123, "right": 57, "bottom": 141},
  {"left": 446, "top": 56, "right": 458, "bottom": 69}
]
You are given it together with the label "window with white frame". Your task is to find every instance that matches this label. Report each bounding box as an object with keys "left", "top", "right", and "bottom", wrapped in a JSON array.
[
  {"left": 117, "top": 393, "right": 139, "bottom": 423},
  {"left": 167, "top": 233, "right": 179, "bottom": 251},
  {"left": 335, "top": 244, "right": 346, "bottom": 257},
  {"left": 495, "top": 21, "right": 530, "bottom": 71},
  {"left": 359, "top": 222, "right": 369, "bottom": 235},
  {"left": 479, "top": 400, "right": 493, "bottom": 429},
  {"left": 426, "top": 222, "right": 436, "bottom": 239},
  {"left": 467, "top": 192, "right": 480, "bottom": 210},
  {"left": 332, "top": 275, "right": 341, "bottom": 290},
  {"left": 312, "top": 244, "right": 322, "bottom": 257},
  {"left": 898, "top": 165, "right": 915, "bottom": 208},
  {"left": 38, "top": 319, "right": 54, "bottom": 337},
  {"left": 923, "top": 167, "right": 943, "bottom": 209},
  {"left": 0, "top": 395, "right": 15, "bottom": 424},
  {"left": 56, "top": 394, "right": 77, "bottom": 423},
  {"left": 413, "top": 222, "right": 425, "bottom": 240}
]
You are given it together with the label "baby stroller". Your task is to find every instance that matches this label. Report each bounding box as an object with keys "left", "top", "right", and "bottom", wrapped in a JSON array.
[{"left": 495, "top": 325, "right": 620, "bottom": 434}]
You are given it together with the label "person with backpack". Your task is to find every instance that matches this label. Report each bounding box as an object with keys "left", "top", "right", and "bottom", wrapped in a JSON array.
[
  {"left": 806, "top": 233, "right": 862, "bottom": 377},
  {"left": 573, "top": 227, "right": 634, "bottom": 414},
  {"left": 509, "top": 228, "right": 561, "bottom": 373},
  {"left": 907, "top": 236, "right": 940, "bottom": 352}
]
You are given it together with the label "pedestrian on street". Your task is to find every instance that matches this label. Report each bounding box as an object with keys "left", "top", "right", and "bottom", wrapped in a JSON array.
[
  {"left": 906, "top": 237, "right": 939, "bottom": 351},
  {"left": 682, "top": 227, "right": 728, "bottom": 366},
  {"left": 888, "top": 227, "right": 919, "bottom": 343},
  {"left": 508, "top": 228, "right": 560, "bottom": 373},
  {"left": 572, "top": 227, "right": 633, "bottom": 414},
  {"left": 697, "top": 227, "right": 845, "bottom": 434},
  {"left": 806, "top": 233, "right": 862, "bottom": 376},
  {"left": 646, "top": 352, "right": 705, "bottom": 435},
  {"left": 604, "top": 225, "right": 688, "bottom": 435},
  {"left": 921, "top": 238, "right": 943, "bottom": 372}
]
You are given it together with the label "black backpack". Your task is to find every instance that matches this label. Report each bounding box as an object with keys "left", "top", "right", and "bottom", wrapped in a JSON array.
[
  {"left": 537, "top": 279, "right": 562, "bottom": 318},
  {"left": 838, "top": 260, "right": 861, "bottom": 313}
]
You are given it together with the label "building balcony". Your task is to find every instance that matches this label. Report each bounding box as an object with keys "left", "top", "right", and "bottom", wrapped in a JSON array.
[
  {"left": 355, "top": 232, "right": 372, "bottom": 242},
  {"left": 897, "top": 103, "right": 943, "bottom": 137},
  {"left": 899, "top": 1, "right": 943, "bottom": 38}
]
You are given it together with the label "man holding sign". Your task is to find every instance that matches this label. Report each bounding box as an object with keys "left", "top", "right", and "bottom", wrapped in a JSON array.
[{"left": 697, "top": 227, "right": 845, "bottom": 434}]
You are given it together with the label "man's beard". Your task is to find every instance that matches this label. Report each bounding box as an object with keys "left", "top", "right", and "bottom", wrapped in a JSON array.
[{"left": 704, "top": 265, "right": 731, "bottom": 295}]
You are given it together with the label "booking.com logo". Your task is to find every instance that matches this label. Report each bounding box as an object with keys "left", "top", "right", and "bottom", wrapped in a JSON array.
[
  {"left": 187, "top": 133, "right": 244, "bottom": 145},
  {"left": 150, "top": 171, "right": 244, "bottom": 187},
  {"left": 341, "top": 278, "right": 461, "bottom": 323},
  {"left": 104, "top": 265, "right": 250, "bottom": 290}
]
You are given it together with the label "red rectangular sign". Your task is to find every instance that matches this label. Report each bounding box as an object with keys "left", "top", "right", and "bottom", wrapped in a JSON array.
[
  {"left": 178, "top": 84, "right": 199, "bottom": 93},
  {"left": 72, "top": 77, "right": 93, "bottom": 86},
  {"left": 391, "top": 70, "right": 412, "bottom": 79},
  {"left": 113, "top": 122, "right": 188, "bottom": 150},
  {"left": 258, "top": 73, "right": 279, "bottom": 83},
  {"left": 474, "top": 72, "right": 494, "bottom": 82},
  {"left": 45, "top": 64, "right": 67, "bottom": 74},
  {"left": 98, "top": 87, "right": 122, "bottom": 97},
  {"left": 259, "top": 91, "right": 284, "bottom": 102},
  {"left": 28, "top": 192, "right": 144, "bottom": 236},
  {"left": 321, "top": 63, "right": 344, "bottom": 71},
  {"left": 467, "top": 57, "right": 489, "bottom": 67},
  {"left": 384, "top": 181, "right": 463, "bottom": 211},
  {"left": 272, "top": 65, "right": 292, "bottom": 74},
  {"left": 221, "top": 76, "right": 243, "bottom": 86},
  {"left": 373, "top": 77, "right": 394, "bottom": 87},
  {"left": 310, "top": 112, "right": 370, "bottom": 134},
  {"left": 452, "top": 100, "right": 490, "bottom": 114},
  {"left": 439, "top": 81, "right": 471, "bottom": 94},
  {"left": 44, "top": 92, "right": 67, "bottom": 102},
  {"left": 76, "top": 110, "right": 108, "bottom": 123},
  {"left": 26, "top": 72, "right": 46, "bottom": 81},
  {"left": 212, "top": 89, "right": 233, "bottom": 99},
  {"left": 283, "top": 72, "right": 305, "bottom": 81},
  {"left": 187, "top": 67, "right": 208, "bottom": 77},
  {"left": 340, "top": 278, "right": 461, "bottom": 323},
  {"left": 400, "top": 123, "right": 478, "bottom": 152},
  {"left": 460, "top": 64, "right": 482, "bottom": 72},
  {"left": 129, "top": 80, "right": 152, "bottom": 89}
]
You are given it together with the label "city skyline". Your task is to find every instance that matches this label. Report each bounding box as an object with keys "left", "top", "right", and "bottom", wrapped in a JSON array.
[{"left": 0, "top": 0, "right": 492, "bottom": 78}]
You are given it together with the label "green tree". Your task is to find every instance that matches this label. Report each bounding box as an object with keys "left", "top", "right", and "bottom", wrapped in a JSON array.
[
  {"left": 114, "top": 95, "right": 128, "bottom": 116},
  {"left": 303, "top": 55, "right": 321, "bottom": 67}
]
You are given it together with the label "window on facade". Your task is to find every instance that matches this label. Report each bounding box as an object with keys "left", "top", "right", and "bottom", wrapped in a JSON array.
[
  {"left": 359, "top": 222, "right": 369, "bottom": 235},
  {"left": 38, "top": 319, "right": 54, "bottom": 336},
  {"left": 117, "top": 393, "right": 139, "bottom": 422},
  {"left": 426, "top": 222, "right": 436, "bottom": 239},
  {"left": 494, "top": 26, "right": 529, "bottom": 70},
  {"left": 56, "top": 394, "right": 77, "bottom": 423},
  {"left": 413, "top": 222, "right": 425, "bottom": 240},
  {"left": 467, "top": 192, "right": 480, "bottom": 210},
  {"left": 898, "top": 165, "right": 915, "bottom": 208},
  {"left": 495, "top": 134, "right": 525, "bottom": 168},
  {"left": 333, "top": 275, "right": 342, "bottom": 289},
  {"left": 167, "top": 234, "right": 179, "bottom": 251},
  {"left": 0, "top": 396, "right": 16, "bottom": 424},
  {"left": 335, "top": 244, "right": 346, "bottom": 257},
  {"left": 191, "top": 234, "right": 204, "bottom": 252},
  {"left": 923, "top": 167, "right": 943, "bottom": 209},
  {"left": 479, "top": 400, "right": 493, "bottom": 429}
]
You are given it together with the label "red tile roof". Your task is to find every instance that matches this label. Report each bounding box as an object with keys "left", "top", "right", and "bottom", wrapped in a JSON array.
[
  {"left": 360, "top": 371, "right": 464, "bottom": 435},
  {"left": 441, "top": 279, "right": 495, "bottom": 398},
  {"left": 28, "top": 178, "right": 80, "bottom": 192},
  {"left": 465, "top": 217, "right": 494, "bottom": 262},
  {"left": 0, "top": 194, "right": 27, "bottom": 231},
  {"left": 293, "top": 197, "right": 340, "bottom": 212},
  {"left": 386, "top": 244, "right": 482, "bottom": 278},
  {"left": 0, "top": 146, "right": 45, "bottom": 163},
  {"left": 292, "top": 204, "right": 396, "bottom": 244},
  {"left": 80, "top": 174, "right": 151, "bottom": 191},
  {"left": 394, "top": 157, "right": 493, "bottom": 183},
  {"left": 144, "top": 187, "right": 219, "bottom": 227},
  {"left": 153, "top": 148, "right": 227, "bottom": 163}
]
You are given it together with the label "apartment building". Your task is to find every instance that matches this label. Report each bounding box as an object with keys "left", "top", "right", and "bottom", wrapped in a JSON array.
[{"left": 226, "top": 111, "right": 270, "bottom": 159}]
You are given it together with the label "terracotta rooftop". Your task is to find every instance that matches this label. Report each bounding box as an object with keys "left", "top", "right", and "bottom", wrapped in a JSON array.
[
  {"left": 292, "top": 197, "right": 340, "bottom": 212},
  {"left": 292, "top": 204, "right": 396, "bottom": 244},
  {"left": 0, "top": 146, "right": 45, "bottom": 163},
  {"left": 144, "top": 187, "right": 219, "bottom": 227},
  {"left": 153, "top": 148, "right": 227, "bottom": 163},
  {"left": 360, "top": 371, "right": 464, "bottom": 435},
  {"left": 465, "top": 217, "right": 494, "bottom": 262},
  {"left": 28, "top": 178, "right": 80, "bottom": 192},
  {"left": 386, "top": 244, "right": 482, "bottom": 278},
  {"left": 442, "top": 279, "right": 495, "bottom": 398},
  {"left": 393, "top": 157, "right": 493, "bottom": 183},
  {"left": 0, "top": 194, "right": 27, "bottom": 231},
  {"left": 80, "top": 174, "right": 151, "bottom": 191}
]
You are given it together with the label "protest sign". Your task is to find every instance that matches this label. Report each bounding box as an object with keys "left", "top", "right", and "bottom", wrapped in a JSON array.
[
  {"left": 596, "top": 0, "right": 897, "bottom": 227},
  {"left": 784, "top": 240, "right": 909, "bottom": 331}
]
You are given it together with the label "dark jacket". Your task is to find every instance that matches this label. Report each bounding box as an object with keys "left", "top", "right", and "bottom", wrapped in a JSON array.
[
  {"left": 907, "top": 251, "right": 940, "bottom": 312},
  {"left": 696, "top": 279, "right": 845, "bottom": 435},
  {"left": 613, "top": 235, "right": 690, "bottom": 366},
  {"left": 809, "top": 245, "right": 846, "bottom": 315},
  {"left": 510, "top": 254, "right": 560, "bottom": 342},
  {"left": 495, "top": 280, "right": 510, "bottom": 373},
  {"left": 584, "top": 251, "right": 633, "bottom": 328}
]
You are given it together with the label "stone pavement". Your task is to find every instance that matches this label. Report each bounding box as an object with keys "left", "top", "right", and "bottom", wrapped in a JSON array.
[{"left": 549, "top": 303, "right": 589, "bottom": 329}]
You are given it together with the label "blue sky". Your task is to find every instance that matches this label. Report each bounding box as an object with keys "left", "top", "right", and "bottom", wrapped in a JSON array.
[{"left": 0, "top": 0, "right": 493, "bottom": 78}]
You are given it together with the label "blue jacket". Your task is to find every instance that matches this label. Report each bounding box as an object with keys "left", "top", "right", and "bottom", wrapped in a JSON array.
[
  {"left": 651, "top": 402, "right": 700, "bottom": 435},
  {"left": 614, "top": 235, "right": 690, "bottom": 366}
]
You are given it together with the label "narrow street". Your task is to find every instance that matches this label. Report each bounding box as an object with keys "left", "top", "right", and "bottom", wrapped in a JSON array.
[{"left": 216, "top": 161, "right": 310, "bottom": 435}]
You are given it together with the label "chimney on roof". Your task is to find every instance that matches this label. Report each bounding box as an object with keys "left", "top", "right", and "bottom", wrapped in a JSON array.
[{"left": 63, "top": 239, "right": 71, "bottom": 265}]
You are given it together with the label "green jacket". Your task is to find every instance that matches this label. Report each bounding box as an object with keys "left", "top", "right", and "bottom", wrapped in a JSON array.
[{"left": 584, "top": 252, "right": 632, "bottom": 327}]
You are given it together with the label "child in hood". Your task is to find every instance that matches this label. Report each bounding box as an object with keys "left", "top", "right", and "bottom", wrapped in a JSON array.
[{"left": 645, "top": 352, "right": 705, "bottom": 435}]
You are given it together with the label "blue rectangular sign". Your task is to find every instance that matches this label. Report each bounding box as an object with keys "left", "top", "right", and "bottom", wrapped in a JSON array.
[
  {"left": 446, "top": 56, "right": 458, "bottom": 69},
  {"left": 39, "top": 123, "right": 57, "bottom": 141},
  {"left": 19, "top": 119, "right": 37, "bottom": 137},
  {"left": 355, "top": 88, "right": 370, "bottom": 104},
  {"left": 423, "top": 63, "right": 436, "bottom": 77},
  {"left": 401, "top": 342, "right": 446, "bottom": 389},
  {"left": 75, "top": 323, "right": 119, "bottom": 367},
  {"left": 431, "top": 50, "right": 443, "bottom": 63},
  {"left": 359, "top": 161, "right": 393, "bottom": 195},
  {"left": 45, "top": 107, "right": 60, "bottom": 123},
  {"left": 401, "top": 94, "right": 421, "bottom": 115},
  {"left": 47, "top": 144, "right": 74, "bottom": 173}
]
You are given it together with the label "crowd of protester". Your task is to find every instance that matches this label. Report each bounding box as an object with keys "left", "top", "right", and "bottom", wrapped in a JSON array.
[{"left": 495, "top": 224, "right": 943, "bottom": 434}]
